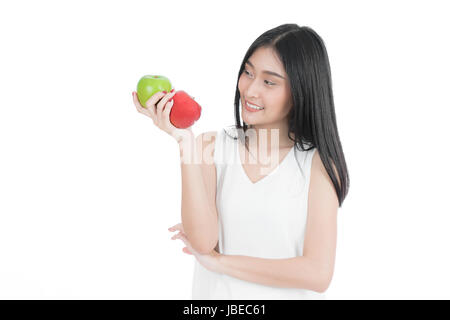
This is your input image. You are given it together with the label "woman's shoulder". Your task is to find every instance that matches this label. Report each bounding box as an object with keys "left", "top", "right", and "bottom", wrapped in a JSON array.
[
  {"left": 196, "top": 126, "right": 239, "bottom": 145},
  {"left": 222, "top": 125, "right": 240, "bottom": 139}
]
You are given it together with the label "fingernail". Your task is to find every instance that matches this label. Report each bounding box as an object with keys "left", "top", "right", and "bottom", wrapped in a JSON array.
[
  {"left": 162, "top": 91, "right": 167, "bottom": 94},
  {"left": 170, "top": 89, "right": 174, "bottom": 93},
  {"left": 169, "top": 99, "right": 173, "bottom": 103}
]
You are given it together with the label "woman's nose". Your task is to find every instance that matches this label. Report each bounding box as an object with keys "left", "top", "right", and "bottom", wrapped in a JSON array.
[{"left": 244, "top": 82, "right": 260, "bottom": 100}]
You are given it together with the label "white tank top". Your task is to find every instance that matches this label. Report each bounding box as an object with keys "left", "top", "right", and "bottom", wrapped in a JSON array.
[{"left": 192, "top": 127, "right": 325, "bottom": 300}]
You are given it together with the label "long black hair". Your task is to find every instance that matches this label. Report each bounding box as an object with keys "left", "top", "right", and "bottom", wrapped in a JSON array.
[{"left": 225, "top": 23, "right": 349, "bottom": 207}]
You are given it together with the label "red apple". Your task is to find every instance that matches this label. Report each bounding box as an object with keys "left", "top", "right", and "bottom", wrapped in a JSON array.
[{"left": 169, "top": 90, "right": 202, "bottom": 129}]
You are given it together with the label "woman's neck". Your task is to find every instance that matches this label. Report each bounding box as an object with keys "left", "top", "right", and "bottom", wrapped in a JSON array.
[{"left": 246, "top": 124, "right": 294, "bottom": 150}]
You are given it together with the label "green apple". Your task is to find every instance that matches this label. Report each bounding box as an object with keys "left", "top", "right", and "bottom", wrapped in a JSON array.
[{"left": 136, "top": 75, "right": 172, "bottom": 107}]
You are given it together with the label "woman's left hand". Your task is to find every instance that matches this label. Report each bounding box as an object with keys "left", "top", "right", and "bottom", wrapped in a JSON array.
[{"left": 169, "top": 223, "right": 222, "bottom": 273}]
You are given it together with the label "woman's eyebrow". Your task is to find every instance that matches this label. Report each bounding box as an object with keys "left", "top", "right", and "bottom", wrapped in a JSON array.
[{"left": 245, "top": 60, "right": 285, "bottom": 79}]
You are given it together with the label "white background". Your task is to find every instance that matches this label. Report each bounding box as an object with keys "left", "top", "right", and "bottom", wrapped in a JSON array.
[{"left": 1, "top": 0, "right": 449, "bottom": 299}]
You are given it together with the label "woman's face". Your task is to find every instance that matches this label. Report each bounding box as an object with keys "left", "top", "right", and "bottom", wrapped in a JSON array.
[{"left": 238, "top": 46, "right": 292, "bottom": 127}]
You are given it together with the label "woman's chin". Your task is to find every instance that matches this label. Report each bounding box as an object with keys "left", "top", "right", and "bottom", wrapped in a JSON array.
[{"left": 242, "top": 109, "right": 261, "bottom": 125}]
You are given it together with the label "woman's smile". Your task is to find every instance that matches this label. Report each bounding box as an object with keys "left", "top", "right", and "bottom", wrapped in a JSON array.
[{"left": 244, "top": 99, "right": 265, "bottom": 113}]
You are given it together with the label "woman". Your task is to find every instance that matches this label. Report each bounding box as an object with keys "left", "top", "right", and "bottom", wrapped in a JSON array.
[{"left": 132, "top": 24, "right": 349, "bottom": 299}]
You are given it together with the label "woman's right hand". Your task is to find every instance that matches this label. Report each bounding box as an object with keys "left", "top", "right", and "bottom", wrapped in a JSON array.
[{"left": 132, "top": 90, "right": 194, "bottom": 144}]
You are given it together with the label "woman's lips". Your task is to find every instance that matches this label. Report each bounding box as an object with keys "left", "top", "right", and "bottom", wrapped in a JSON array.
[
  {"left": 244, "top": 100, "right": 264, "bottom": 112},
  {"left": 245, "top": 99, "right": 263, "bottom": 108}
]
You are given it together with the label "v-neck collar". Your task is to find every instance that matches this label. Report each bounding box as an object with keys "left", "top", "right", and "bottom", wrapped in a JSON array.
[{"left": 237, "top": 141, "right": 295, "bottom": 185}]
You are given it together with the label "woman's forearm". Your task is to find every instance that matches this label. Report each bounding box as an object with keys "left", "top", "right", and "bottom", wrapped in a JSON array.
[
  {"left": 178, "top": 134, "right": 218, "bottom": 254},
  {"left": 217, "top": 254, "right": 326, "bottom": 293}
]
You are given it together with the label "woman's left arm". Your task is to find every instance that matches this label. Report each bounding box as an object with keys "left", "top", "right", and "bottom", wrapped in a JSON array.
[
  {"left": 217, "top": 254, "right": 326, "bottom": 292},
  {"left": 170, "top": 151, "right": 339, "bottom": 293},
  {"left": 219, "top": 152, "right": 339, "bottom": 293}
]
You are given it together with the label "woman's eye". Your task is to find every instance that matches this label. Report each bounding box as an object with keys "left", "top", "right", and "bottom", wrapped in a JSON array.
[{"left": 243, "top": 70, "right": 275, "bottom": 86}]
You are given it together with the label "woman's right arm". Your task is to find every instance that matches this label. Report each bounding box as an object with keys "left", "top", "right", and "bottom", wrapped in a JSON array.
[
  {"left": 132, "top": 89, "right": 218, "bottom": 254},
  {"left": 178, "top": 133, "right": 219, "bottom": 255}
]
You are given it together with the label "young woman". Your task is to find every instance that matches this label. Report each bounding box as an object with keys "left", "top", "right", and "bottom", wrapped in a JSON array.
[{"left": 132, "top": 24, "right": 349, "bottom": 299}]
